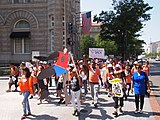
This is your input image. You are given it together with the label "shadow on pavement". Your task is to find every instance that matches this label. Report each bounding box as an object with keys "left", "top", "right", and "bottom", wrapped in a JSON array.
[
  {"left": 79, "top": 102, "right": 114, "bottom": 120},
  {"left": 124, "top": 110, "right": 160, "bottom": 118},
  {"left": 27, "top": 114, "right": 58, "bottom": 120}
]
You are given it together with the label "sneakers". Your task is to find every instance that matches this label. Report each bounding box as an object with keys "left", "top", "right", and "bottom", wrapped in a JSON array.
[
  {"left": 134, "top": 109, "right": 143, "bottom": 114},
  {"left": 6, "top": 89, "right": 11, "bottom": 92},
  {"left": 12, "top": 89, "right": 18, "bottom": 92},
  {"left": 72, "top": 109, "right": 77, "bottom": 116},
  {"left": 108, "top": 93, "right": 112, "bottom": 97},
  {"left": 139, "top": 109, "right": 143, "bottom": 114},
  {"left": 29, "top": 96, "right": 33, "bottom": 99},
  {"left": 76, "top": 111, "right": 80, "bottom": 116},
  {"left": 94, "top": 103, "right": 98, "bottom": 108},
  {"left": 134, "top": 109, "right": 139, "bottom": 114},
  {"left": 27, "top": 112, "right": 32, "bottom": 116},
  {"left": 58, "top": 98, "right": 64, "bottom": 104},
  {"left": 112, "top": 112, "right": 118, "bottom": 117},
  {"left": 21, "top": 114, "right": 27, "bottom": 119},
  {"left": 119, "top": 107, "right": 124, "bottom": 113},
  {"left": 72, "top": 109, "right": 80, "bottom": 116}
]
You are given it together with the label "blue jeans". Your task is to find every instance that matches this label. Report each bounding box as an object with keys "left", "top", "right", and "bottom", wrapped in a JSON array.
[{"left": 22, "top": 91, "right": 31, "bottom": 115}]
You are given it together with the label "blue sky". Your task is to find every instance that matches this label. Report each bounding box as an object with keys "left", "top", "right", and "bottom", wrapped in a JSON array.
[{"left": 81, "top": 0, "right": 160, "bottom": 48}]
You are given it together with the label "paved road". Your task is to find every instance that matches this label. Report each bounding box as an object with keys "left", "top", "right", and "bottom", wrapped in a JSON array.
[
  {"left": 0, "top": 77, "right": 159, "bottom": 120},
  {"left": 149, "top": 61, "right": 160, "bottom": 107},
  {"left": 150, "top": 76, "right": 160, "bottom": 107}
]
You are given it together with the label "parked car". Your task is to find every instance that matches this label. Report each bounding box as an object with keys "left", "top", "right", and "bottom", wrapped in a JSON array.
[{"left": 155, "top": 58, "right": 160, "bottom": 61}]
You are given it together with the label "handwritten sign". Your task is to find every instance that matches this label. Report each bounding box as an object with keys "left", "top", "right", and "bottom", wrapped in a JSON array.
[{"left": 89, "top": 48, "right": 105, "bottom": 59}]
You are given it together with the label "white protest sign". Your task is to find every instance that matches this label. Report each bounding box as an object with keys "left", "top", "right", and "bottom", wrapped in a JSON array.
[
  {"left": 89, "top": 48, "right": 105, "bottom": 59},
  {"left": 32, "top": 51, "right": 40, "bottom": 61}
]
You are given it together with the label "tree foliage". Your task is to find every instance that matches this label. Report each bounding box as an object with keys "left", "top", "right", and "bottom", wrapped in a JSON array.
[
  {"left": 80, "top": 35, "right": 117, "bottom": 57},
  {"left": 80, "top": 35, "right": 96, "bottom": 56},
  {"left": 95, "top": 36, "right": 117, "bottom": 55},
  {"left": 93, "top": 0, "right": 152, "bottom": 60}
]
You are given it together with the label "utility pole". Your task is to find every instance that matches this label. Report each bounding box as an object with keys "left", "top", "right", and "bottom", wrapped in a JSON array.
[{"left": 64, "top": 0, "right": 67, "bottom": 48}]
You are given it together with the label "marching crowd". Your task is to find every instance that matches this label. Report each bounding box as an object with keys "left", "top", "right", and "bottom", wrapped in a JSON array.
[{"left": 5, "top": 55, "right": 151, "bottom": 119}]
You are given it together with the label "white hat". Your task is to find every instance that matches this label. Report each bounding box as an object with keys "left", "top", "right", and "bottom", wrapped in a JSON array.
[
  {"left": 69, "top": 64, "right": 74, "bottom": 67},
  {"left": 133, "top": 61, "right": 138, "bottom": 64},
  {"left": 79, "top": 60, "right": 83, "bottom": 63},
  {"left": 105, "top": 60, "right": 110, "bottom": 64},
  {"left": 43, "top": 61, "right": 47, "bottom": 64},
  {"left": 107, "top": 64, "right": 112, "bottom": 68},
  {"left": 115, "top": 64, "right": 121, "bottom": 68},
  {"left": 39, "top": 61, "right": 43, "bottom": 64}
]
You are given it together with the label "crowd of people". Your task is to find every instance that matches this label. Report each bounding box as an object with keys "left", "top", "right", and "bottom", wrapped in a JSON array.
[{"left": 5, "top": 55, "right": 151, "bottom": 119}]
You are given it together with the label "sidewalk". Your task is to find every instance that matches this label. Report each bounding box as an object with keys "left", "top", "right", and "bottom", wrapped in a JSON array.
[
  {"left": 0, "top": 77, "right": 159, "bottom": 120},
  {"left": 148, "top": 76, "right": 160, "bottom": 120}
]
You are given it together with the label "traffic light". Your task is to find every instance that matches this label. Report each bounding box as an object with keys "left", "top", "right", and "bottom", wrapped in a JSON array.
[
  {"left": 68, "top": 22, "right": 73, "bottom": 33},
  {"left": 67, "top": 38, "right": 73, "bottom": 46}
]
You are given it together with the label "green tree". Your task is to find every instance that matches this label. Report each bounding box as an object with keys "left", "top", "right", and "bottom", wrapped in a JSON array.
[
  {"left": 95, "top": 36, "right": 117, "bottom": 55},
  {"left": 80, "top": 35, "right": 96, "bottom": 56},
  {"left": 94, "top": 0, "right": 152, "bottom": 60}
]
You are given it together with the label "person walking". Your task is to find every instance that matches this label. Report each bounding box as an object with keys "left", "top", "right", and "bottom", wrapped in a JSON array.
[
  {"left": 112, "top": 70, "right": 126, "bottom": 117},
  {"left": 6, "top": 63, "right": 19, "bottom": 92},
  {"left": 69, "top": 68, "right": 82, "bottom": 116},
  {"left": 79, "top": 64, "right": 88, "bottom": 95},
  {"left": 83, "top": 55, "right": 103, "bottom": 107},
  {"left": 124, "top": 65, "right": 132, "bottom": 96},
  {"left": 18, "top": 67, "right": 33, "bottom": 119},
  {"left": 143, "top": 61, "right": 150, "bottom": 97},
  {"left": 131, "top": 64, "right": 151, "bottom": 114}
]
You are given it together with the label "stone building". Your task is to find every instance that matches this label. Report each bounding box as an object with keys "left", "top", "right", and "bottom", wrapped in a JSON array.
[
  {"left": 89, "top": 22, "right": 101, "bottom": 38},
  {"left": 0, "top": 0, "right": 80, "bottom": 64},
  {"left": 147, "top": 41, "right": 160, "bottom": 53}
]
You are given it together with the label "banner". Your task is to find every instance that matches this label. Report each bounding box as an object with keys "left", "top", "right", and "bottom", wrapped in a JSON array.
[
  {"left": 32, "top": 51, "right": 39, "bottom": 61},
  {"left": 109, "top": 78, "right": 123, "bottom": 97},
  {"left": 89, "top": 48, "right": 105, "bottom": 59}
]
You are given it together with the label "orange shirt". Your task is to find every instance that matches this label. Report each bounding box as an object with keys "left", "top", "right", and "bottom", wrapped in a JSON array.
[
  {"left": 131, "top": 66, "right": 137, "bottom": 74},
  {"left": 125, "top": 70, "right": 132, "bottom": 83},
  {"left": 143, "top": 65, "right": 150, "bottom": 75},
  {"left": 31, "top": 71, "right": 38, "bottom": 84},
  {"left": 88, "top": 66, "right": 100, "bottom": 83},
  {"left": 68, "top": 71, "right": 72, "bottom": 81},
  {"left": 18, "top": 76, "right": 33, "bottom": 94}
]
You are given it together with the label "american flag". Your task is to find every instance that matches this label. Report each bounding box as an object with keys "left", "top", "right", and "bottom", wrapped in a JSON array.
[{"left": 81, "top": 11, "right": 91, "bottom": 34}]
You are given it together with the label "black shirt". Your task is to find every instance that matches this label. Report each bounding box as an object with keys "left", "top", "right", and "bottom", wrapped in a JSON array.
[{"left": 71, "top": 76, "right": 80, "bottom": 92}]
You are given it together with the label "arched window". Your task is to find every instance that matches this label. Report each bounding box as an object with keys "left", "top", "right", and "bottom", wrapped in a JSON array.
[
  {"left": 11, "top": 20, "right": 31, "bottom": 54},
  {"left": 15, "top": 20, "right": 30, "bottom": 28}
]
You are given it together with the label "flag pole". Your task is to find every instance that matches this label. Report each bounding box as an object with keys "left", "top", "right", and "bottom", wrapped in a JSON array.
[{"left": 69, "top": 52, "right": 82, "bottom": 85}]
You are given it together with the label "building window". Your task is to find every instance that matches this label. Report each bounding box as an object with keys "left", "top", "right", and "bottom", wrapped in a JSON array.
[
  {"left": 15, "top": 20, "right": 30, "bottom": 28},
  {"left": 14, "top": 38, "right": 30, "bottom": 54},
  {"left": 50, "top": 16, "right": 54, "bottom": 28},
  {"left": 51, "top": 16, "right": 54, "bottom": 21},
  {"left": 62, "top": 22, "right": 64, "bottom": 26},
  {"left": 12, "top": 20, "right": 30, "bottom": 54},
  {"left": 51, "top": 30, "right": 55, "bottom": 52},
  {"left": 51, "top": 22, "right": 54, "bottom": 27},
  {"left": 12, "top": 0, "right": 31, "bottom": 4}
]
